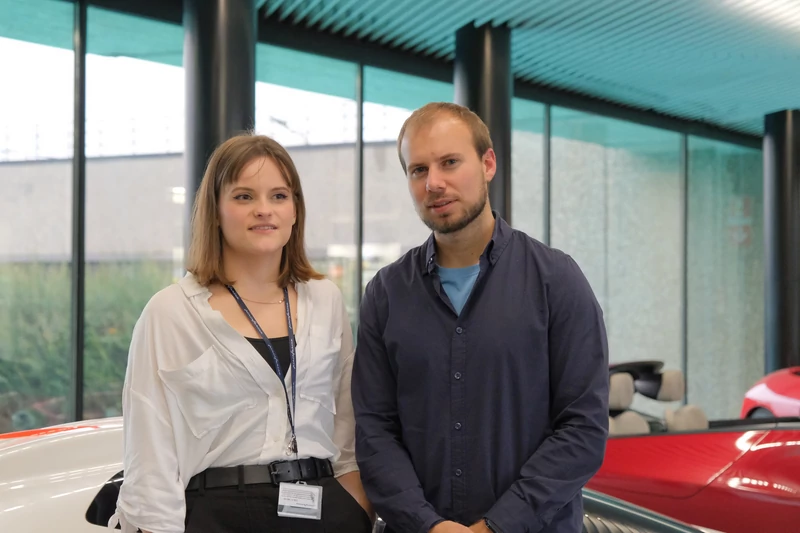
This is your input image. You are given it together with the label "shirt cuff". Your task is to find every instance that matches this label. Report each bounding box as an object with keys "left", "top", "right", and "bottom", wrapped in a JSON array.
[
  {"left": 332, "top": 460, "right": 359, "bottom": 478},
  {"left": 485, "top": 490, "right": 544, "bottom": 533},
  {"left": 109, "top": 509, "right": 182, "bottom": 533},
  {"left": 483, "top": 517, "right": 502, "bottom": 533},
  {"left": 417, "top": 514, "right": 445, "bottom": 533}
]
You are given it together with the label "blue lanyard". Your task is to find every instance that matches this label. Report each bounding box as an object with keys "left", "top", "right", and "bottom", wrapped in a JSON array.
[{"left": 227, "top": 285, "right": 298, "bottom": 456}]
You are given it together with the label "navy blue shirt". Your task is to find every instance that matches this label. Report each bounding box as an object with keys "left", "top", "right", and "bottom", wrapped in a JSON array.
[{"left": 351, "top": 214, "right": 609, "bottom": 533}]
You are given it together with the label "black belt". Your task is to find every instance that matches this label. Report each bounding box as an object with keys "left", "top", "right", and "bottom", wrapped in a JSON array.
[{"left": 186, "top": 458, "right": 333, "bottom": 491}]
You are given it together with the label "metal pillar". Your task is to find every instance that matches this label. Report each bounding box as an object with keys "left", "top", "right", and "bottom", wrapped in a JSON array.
[
  {"left": 454, "top": 23, "right": 512, "bottom": 223},
  {"left": 70, "top": 0, "right": 87, "bottom": 422},
  {"left": 764, "top": 110, "right": 800, "bottom": 373},
  {"left": 355, "top": 64, "right": 364, "bottom": 310},
  {"left": 184, "top": 0, "right": 257, "bottom": 214}
]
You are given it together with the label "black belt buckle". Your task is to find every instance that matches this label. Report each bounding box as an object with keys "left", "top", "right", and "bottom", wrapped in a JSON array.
[{"left": 268, "top": 461, "right": 282, "bottom": 484}]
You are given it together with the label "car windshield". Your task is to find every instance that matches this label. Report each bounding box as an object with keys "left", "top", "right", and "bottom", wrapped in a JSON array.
[{"left": 582, "top": 489, "right": 705, "bottom": 533}]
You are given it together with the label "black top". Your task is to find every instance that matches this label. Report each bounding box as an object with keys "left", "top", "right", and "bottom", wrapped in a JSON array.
[
  {"left": 351, "top": 213, "right": 610, "bottom": 533},
  {"left": 247, "top": 336, "right": 291, "bottom": 378}
]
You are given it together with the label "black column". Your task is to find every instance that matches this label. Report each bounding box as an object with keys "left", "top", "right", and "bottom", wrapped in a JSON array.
[
  {"left": 70, "top": 0, "right": 87, "bottom": 422},
  {"left": 184, "top": 0, "right": 257, "bottom": 214},
  {"left": 764, "top": 110, "right": 800, "bottom": 373},
  {"left": 454, "top": 23, "right": 512, "bottom": 223}
]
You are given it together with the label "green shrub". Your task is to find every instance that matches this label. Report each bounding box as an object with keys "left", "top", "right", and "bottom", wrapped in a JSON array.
[{"left": 0, "top": 261, "right": 174, "bottom": 432}]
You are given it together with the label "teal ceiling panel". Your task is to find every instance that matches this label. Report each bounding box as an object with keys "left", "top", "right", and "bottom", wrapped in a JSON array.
[
  {"left": 267, "top": 0, "right": 800, "bottom": 136},
  {"left": 4, "top": 0, "right": 795, "bottom": 137}
]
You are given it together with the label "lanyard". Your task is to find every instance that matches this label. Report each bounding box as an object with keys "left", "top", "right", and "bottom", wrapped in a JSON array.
[{"left": 227, "top": 284, "right": 298, "bottom": 456}]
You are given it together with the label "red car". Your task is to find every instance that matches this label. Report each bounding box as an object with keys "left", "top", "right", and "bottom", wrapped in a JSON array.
[
  {"left": 741, "top": 366, "right": 800, "bottom": 419},
  {"left": 587, "top": 361, "right": 800, "bottom": 533}
]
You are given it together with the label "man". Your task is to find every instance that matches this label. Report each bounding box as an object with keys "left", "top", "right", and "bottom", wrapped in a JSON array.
[{"left": 351, "top": 102, "right": 609, "bottom": 533}]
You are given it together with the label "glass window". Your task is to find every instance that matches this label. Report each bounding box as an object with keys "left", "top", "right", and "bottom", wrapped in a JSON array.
[
  {"left": 83, "top": 7, "right": 185, "bottom": 420},
  {"left": 362, "top": 67, "right": 453, "bottom": 285},
  {"left": 550, "top": 108, "right": 683, "bottom": 415},
  {"left": 511, "top": 98, "right": 546, "bottom": 242},
  {"left": 255, "top": 45, "right": 359, "bottom": 323},
  {"left": 0, "top": 0, "right": 74, "bottom": 432},
  {"left": 687, "top": 138, "right": 763, "bottom": 419}
]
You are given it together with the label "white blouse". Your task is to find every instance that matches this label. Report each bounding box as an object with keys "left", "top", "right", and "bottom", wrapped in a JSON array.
[{"left": 109, "top": 273, "right": 357, "bottom": 533}]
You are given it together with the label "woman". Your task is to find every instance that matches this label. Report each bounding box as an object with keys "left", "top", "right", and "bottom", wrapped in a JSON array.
[{"left": 110, "top": 133, "right": 372, "bottom": 533}]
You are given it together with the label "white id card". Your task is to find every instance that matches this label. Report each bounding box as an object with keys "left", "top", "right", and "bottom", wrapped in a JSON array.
[{"left": 277, "top": 482, "right": 323, "bottom": 520}]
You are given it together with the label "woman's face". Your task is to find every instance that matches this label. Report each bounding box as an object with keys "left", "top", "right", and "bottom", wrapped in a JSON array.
[{"left": 218, "top": 156, "right": 296, "bottom": 258}]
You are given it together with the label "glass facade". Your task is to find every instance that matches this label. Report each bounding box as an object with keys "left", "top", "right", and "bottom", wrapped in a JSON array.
[
  {"left": 81, "top": 7, "right": 186, "bottom": 422},
  {"left": 510, "top": 98, "right": 546, "bottom": 242},
  {"left": 549, "top": 108, "right": 684, "bottom": 416},
  {"left": 0, "top": 0, "right": 74, "bottom": 432},
  {"left": 551, "top": 109, "right": 683, "bottom": 369},
  {"left": 362, "top": 67, "right": 453, "bottom": 283},
  {"left": 687, "top": 138, "right": 764, "bottom": 419},
  {"left": 0, "top": 2, "right": 767, "bottom": 432}
]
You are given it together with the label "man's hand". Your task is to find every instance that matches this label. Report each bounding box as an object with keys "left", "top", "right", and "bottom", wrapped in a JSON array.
[
  {"left": 468, "top": 519, "right": 492, "bottom": 533},
  {"left": 430, "top": 521, "right": 472, "bottom": 533}
]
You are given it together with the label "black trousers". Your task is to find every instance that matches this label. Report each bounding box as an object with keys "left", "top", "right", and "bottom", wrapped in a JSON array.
[{"left": 184, "top": 475, "right": 372, "bottom": 533}]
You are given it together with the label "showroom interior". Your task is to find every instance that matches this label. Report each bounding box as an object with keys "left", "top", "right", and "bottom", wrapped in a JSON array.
[{"left": 2, "top": 1, "right": 800, "bottom": 531}]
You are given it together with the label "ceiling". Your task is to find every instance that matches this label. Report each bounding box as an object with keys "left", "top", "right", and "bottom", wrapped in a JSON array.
[
  {"left": 4, "top": 0, "right": 796, "bottom": 142},
  {"left": 260, "top": 0, "right": 800, "bottom": 137}
]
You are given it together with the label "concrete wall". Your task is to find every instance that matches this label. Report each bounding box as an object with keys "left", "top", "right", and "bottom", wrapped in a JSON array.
[{"left": 0, "top": 142, "right": 430, "bottom": 264}]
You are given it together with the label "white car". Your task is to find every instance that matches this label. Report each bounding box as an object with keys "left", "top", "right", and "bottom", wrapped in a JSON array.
[{"left": 0, "top": 418, "right": 726, "bottom": 533}]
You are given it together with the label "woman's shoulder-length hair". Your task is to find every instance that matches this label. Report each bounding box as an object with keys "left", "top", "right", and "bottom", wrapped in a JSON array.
[{"left": 186, "top": 133, "right": 323, "bottom": 288}]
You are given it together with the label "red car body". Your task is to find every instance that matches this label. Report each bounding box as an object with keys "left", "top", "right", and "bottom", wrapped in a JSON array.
[
  {"left": 589, "top": 360, "right": 800, "bottom": 533},
  {"left": 588, "top": 420, "right": 800, "bottom": 533},
  {"left": 741, "top": 366, "right": 800, "bottom": 419}
]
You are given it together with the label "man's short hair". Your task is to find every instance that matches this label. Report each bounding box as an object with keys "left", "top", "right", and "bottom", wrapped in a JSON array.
[{"left": 397, "top": 102, "right": 493, "bottom": 173}]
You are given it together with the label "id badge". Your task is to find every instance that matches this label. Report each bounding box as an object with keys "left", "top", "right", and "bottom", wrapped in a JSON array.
[{"left": 277, "top": 482, "right": 323, "bottom": 520}]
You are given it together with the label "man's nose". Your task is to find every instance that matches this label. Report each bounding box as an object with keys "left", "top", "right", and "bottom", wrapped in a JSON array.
[{"left": 426, "top": 168, "right": 446, "bottom": 192}]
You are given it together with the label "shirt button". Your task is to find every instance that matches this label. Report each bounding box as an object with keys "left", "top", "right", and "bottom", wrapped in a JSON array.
[
  {"left": 454, "top": 372, "right": 462, "bottom": 380},
  {"left": 455, "top": 469, "right": 462, "bottom": 477},
  {"left": 456, "top": 327, "right": 463, "bottom": 334},
  {"left": 454, "top": 422, "right": 462, "bottom": 430}
]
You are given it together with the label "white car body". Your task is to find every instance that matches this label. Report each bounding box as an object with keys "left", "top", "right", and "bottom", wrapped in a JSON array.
[{"left": 0, "top": 417, "right": 124, "bottom": 531}]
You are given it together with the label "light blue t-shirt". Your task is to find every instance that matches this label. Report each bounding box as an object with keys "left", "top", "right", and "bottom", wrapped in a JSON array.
[{"left": 437, "top": 263, "right": 480, "bottom": 315}]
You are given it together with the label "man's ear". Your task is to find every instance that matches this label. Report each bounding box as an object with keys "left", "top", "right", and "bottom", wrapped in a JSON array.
[{"left": 482, "top": 148, "right": 497, "bottom": 182}]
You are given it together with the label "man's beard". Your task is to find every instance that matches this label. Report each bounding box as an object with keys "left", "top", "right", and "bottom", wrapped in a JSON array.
[{"left": 421, "top": 183, "right": 488, "bottom": 235}]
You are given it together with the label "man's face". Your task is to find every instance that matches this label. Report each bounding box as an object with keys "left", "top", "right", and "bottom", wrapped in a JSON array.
[{"left": 401, "top": 114, "right": 495, "bottom": 234}]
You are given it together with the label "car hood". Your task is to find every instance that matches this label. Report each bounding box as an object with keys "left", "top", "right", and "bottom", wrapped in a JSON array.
[{"left": 0, "top": 417, "right": 124, "bottom": 531}]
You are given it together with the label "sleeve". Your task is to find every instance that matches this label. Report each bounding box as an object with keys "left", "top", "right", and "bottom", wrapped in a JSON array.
[
  {"left": 351, "top": 277, "right": 444, "bottom": 533},
  {"left": 484, "top": 254, "right": 610, "bottom": 533},
  {"left": 331, "top": 294, "right": 359, "bottom": 477},
  {"left": 108, "top": 305, "right": 186, "bottom": 533}
]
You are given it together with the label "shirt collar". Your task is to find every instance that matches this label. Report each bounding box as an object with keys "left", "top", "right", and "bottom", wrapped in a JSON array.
[
  {"left": 421, "top": 210, "right": 513, "bottom": 275},
  {"left": 179, "top": 271, "right": 209, "bottom": 297}
]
